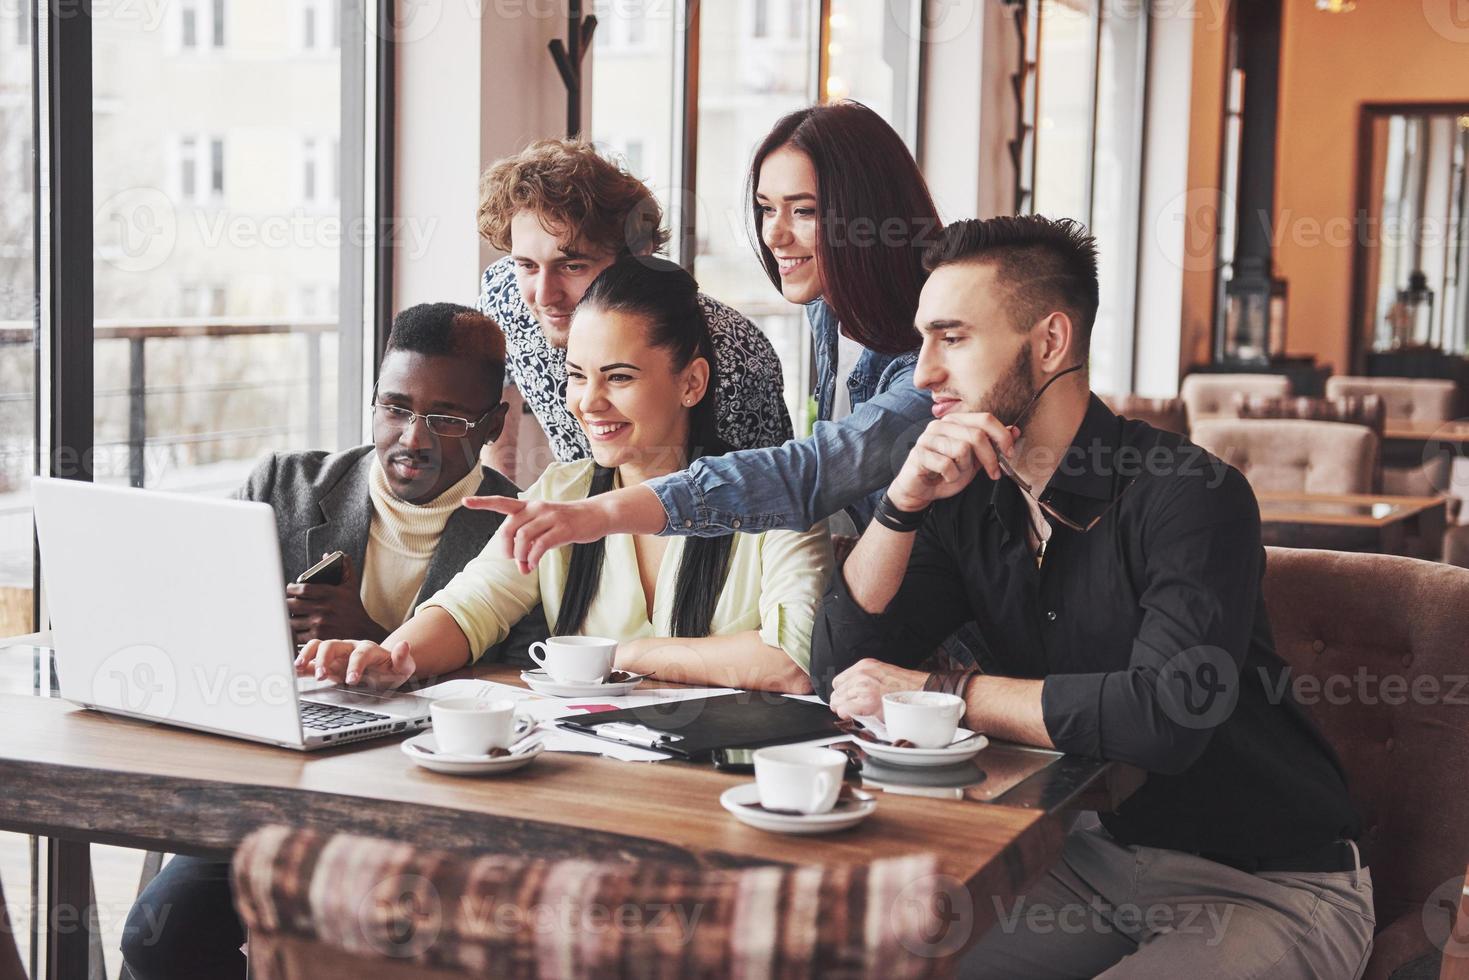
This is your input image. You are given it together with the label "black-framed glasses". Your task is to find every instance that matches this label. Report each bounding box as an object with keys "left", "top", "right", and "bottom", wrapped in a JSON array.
[
  {"left": 371, "top": 402, "right": 493, "bottom": 438},
  {"left": 993, "top": 363, "right": 1133, "bottom": 533},
  {"left": 995, "top": 451, "right": 1133, "bottom": 533}
]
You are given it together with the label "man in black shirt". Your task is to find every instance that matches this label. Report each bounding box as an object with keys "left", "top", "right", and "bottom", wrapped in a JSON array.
[{"left": 811, "top": 216, "right": 1373, "bottom": 978}]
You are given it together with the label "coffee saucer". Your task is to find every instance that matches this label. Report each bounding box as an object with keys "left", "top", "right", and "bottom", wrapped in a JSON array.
[
  {"left": 519, "top": 669, "right": 644, "bottom": 698},
  {"left": 400, "top": 730, "right": 543, "bottom": 776},
  {"left": 857, "top": 728, "right": 989, "bottom": 768},
  {"left": 719, "top": 783, "right": 875, "bottom": 835}
]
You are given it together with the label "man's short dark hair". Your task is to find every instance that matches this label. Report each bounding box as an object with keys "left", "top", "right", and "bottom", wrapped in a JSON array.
[
  {"left": 384, "top": 303, "right": 507, "bottom": 401},
  {"left": 922, "top": 215, "right": 1100, "bottom": 355}
]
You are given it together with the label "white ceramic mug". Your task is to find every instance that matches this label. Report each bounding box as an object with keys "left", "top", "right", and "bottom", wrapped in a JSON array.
[
  {"left": 429, "top": 697, "right": 523, "bottom": 756},
  {"left": 752, "top": 745, "right": 847, "bottom": 815},
  {"left": 882, "top": 691, "right": 965, "bottom": 748},
  {"left": 528, "top": 635, "right": 617, "bottom": 684}
]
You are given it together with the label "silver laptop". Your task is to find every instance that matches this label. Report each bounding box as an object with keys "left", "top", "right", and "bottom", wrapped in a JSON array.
[{"left": 32, "top": 477, "right": 434, "bottom": 750}]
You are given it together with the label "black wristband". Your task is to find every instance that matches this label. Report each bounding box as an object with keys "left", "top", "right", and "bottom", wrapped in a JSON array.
[
  {"left": 872, "top": 492, "right": 930, "bottom": 533},
  {"left": 924, "top": 669, "right": 980, "bottom": 698}
]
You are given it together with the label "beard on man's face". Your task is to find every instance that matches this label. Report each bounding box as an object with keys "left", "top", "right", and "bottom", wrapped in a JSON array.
[{"left": 977, "top": 342, "right": 1037, "bottom": 425}]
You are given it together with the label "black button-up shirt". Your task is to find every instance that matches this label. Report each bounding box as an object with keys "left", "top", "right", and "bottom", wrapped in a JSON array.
[{"left": 811, "top": 395, "right": 1361, "bottom": 859}]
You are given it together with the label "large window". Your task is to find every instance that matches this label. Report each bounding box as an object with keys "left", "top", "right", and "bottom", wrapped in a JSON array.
[
  {"left": 588, "top": 0, "right": 680, "bottom": 238},
  {"left": 693, "top": 0, "right": 816, "bottom": 427},
  {"left": 1025, "top": 0, "right": 1149, "bottom": 396},
  {"left": 1032, "top": 0, "right": 1095, "bottom": 221},
  {"left": 1087, "top": 2, "right": 1148, "bottom": 395},
  {"left": 589, "top": 1, "right": 924, "bottom": 431},
  {"left": 92, "top": 0, "right": 367, "bottom": 496},
  {"left": 824, "top": 0, "right": 921, "bottom": 148},
  {"left": 0, "top": 4, "right": 386, "bottom": 973},
  {"left": 0, "top": 0, "right": 36, "bottom": 642},
  {"left": 0, "top": 2, "right": 40, "bottom": 972}
]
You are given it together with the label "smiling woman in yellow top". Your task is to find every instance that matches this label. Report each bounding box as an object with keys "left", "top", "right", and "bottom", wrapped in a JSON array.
[{"left": 298, "top": 256, "right": 832, "bottom": 694}]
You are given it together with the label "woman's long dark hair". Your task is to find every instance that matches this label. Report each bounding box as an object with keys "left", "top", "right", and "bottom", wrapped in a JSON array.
[
  {"left": 748, "top": 101, "right": 940, "bottom": 356},
  {"left": 556, "top": 256, "right": 736, "bottom": 639}
]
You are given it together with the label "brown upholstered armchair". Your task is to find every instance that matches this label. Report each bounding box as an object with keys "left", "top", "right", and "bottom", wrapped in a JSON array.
[
  {"left": 1099, "top": 393, "right": 1189, "bottom": 435},
  {"left": 1236, "top": 393, "right": 1388, "bottom": 436},
  {"left": 1191, "top": 418, "right": 1380, "bottom": 495},
  {"left": 1324, "top": 377, "right": 1459, "bottom": 500},
  {"left": 1325, "top": 377, "right": 1457, "bottom": 424},
  {"left": 1261, "top": 547, "right": 1469, "bottom": 980},
  {"left": 1235, "top": 393, "right": 1389, "bottom": 491},
  {"left": 1179, "top": 373, "right": 1291, "bottom": 424},
  {"left": 232, "top": 825, "right": 953, "bottom": 980}
]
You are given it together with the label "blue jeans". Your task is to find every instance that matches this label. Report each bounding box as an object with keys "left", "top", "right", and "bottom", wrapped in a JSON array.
[{"left": 121, "top": 855, "right": 244, "bottom": 980}]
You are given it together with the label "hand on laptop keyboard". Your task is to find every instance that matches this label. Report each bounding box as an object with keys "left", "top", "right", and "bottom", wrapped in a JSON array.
[{"left": 296, "top": 638, "right": 415, "bottom": 690}]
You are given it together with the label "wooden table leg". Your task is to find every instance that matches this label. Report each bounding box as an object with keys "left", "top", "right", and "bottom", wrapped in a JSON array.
[{"left": 45, "top": 839, "right": 90, "bottom": 980}]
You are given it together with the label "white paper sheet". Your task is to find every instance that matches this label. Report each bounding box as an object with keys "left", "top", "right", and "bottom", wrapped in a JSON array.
[{"left": 412, "top": 678, "right": 740, "bottom": 761}]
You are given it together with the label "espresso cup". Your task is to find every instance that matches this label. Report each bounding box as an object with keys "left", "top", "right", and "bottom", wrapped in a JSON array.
[
  {"left": 528, "top": 635, "right": 618, "bottom": 684},
  {"left": 882, "top": 690, "right": 965, "bottom": 748},
  {"left": 752, "top": 745, "right": 847, "bottom": 815},
  {"left": 429, "top": 697, "right": 523, "bottom": 756}
]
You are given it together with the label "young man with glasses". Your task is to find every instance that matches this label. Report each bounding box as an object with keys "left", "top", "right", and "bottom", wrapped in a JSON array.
[
  {"left": 235, "top": 301, "right": 543, "bottom": 653},
  {"left": 120, "top": 302, "right": 542, "bottom": 980},
  {"left": 812, "top": 216, "right": 1373, "bottom": 979}
]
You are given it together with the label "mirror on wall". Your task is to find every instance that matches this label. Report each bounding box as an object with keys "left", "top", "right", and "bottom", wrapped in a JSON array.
[{"left": 1356, "top": 106, "right": 1469, "bottom": 360}]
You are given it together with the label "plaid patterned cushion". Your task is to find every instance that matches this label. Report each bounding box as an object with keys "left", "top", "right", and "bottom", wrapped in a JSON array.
[{"left": 232, "top": 825, "right": 951, "bottom": 980}]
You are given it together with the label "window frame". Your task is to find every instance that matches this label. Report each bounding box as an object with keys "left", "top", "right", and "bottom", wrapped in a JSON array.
[
  {"left": 20, "top": 7, "right": 398, "bottom": 967},
  {"left": 1020, "top": 0, "right": 1151, "bottom": 395},
  {"left": 665, "top": 0, "right": 924, "bottom": 269},
  {"left": 175, "top": 0, "right": 227, "bottom": 53}
]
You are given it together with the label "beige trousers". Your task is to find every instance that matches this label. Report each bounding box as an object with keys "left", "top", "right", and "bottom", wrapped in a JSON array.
[{"left": 961, "top": 825, "right": 1375, "bottom": 979}]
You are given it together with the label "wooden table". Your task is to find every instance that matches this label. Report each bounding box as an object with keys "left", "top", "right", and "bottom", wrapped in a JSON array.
[
  {"left": 1256, "top": 490, "right": 1448, "bottom": 558},
  {"left": 1382, "top": 420, "right": 1469, "bottom": 494},
  {"left": 0, "top": 652, "right": 1139, "bottom": 979},
  {"left": 1383, "top": 419, "right": 1469, "bottom": 445}
]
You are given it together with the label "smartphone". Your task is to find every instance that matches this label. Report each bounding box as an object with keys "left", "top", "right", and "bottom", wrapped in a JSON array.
[
  {"left": 711, "top": 747, "right": 757, "bottom": 773},
  {"left": 296, "top": 550, "right": 346, "bottom": 586}
]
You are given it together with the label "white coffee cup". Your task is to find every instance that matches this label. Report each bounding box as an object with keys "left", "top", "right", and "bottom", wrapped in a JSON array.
[
  {"left": 528, "top": 635, "right": 618, "bottom": 684},
  {"left": 429, "top": 697, "right": 523, "bottom": 756},
  {"left": 882, "top": 690, "right": 965, "bottom": 748},
  {"left": 752, "top": 745, "right": 847, "bottom": 815}
]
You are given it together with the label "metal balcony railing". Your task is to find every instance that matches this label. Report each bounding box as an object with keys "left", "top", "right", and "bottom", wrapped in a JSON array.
[{"left": 0, "top": 317, "right": 339, "bottom": 490}]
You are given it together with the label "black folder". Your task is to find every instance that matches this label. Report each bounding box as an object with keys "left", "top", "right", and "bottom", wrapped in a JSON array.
[{"left": 555, "top": 693, "right": 841, "bottom": 760}]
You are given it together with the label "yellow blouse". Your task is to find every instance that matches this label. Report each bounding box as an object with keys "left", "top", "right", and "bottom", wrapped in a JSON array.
[{"left": 418, "top": 459, "right": 834, "bottom": 671}]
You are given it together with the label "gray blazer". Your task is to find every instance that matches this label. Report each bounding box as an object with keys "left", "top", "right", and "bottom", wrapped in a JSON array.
[{"left": 237, "top": 445, "right": 546, "bottom": 666}]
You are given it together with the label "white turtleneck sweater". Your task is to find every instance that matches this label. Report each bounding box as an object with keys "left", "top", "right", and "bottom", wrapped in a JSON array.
[{"left": 361, "top": 459, "right": 483, "bottom": 630}]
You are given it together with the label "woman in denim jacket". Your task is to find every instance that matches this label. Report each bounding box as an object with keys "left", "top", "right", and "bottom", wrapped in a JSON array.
[{"left": 468, "top": 102, "right": 945, "bottom": 565}]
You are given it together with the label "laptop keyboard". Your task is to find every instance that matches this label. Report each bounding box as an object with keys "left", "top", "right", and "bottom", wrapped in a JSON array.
[{"left": 299, "top": 699, "right": 391, "bottom": 731}]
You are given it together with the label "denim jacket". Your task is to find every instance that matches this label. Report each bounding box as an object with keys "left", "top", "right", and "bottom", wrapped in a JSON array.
[
  {"left": 649, "top": 298, "right": 931, "bottom": 535},
  {"left": 808, "top": 298, "right": 917, "bottom": 424}
]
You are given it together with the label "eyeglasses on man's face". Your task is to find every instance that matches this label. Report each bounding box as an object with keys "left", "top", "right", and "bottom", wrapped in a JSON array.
[{"left": 371, "top": 401, "right": 493, "bottom": 439}]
